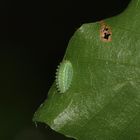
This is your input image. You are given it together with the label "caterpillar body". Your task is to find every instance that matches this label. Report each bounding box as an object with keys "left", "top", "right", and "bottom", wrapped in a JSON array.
[{"left": 55, "top": 60, "right": 73, "bottom": 93}]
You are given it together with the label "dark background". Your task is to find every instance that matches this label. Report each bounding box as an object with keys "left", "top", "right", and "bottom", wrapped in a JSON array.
[{"left": 0, "top": 0, "right": 131, "bottom": 140}]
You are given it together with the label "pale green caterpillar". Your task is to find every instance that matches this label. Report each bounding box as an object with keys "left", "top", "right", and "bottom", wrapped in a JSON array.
[{"left": 55, "top": 60, "right": 73, "bottom": 93}]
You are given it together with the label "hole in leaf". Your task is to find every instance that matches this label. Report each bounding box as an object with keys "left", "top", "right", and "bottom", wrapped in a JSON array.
[{"left": 100, "top": 21, "right": 112, "bottom": 42}]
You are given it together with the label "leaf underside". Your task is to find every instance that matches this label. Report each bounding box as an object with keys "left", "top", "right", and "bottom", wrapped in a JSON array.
[{"left": 33, "top": 0, "right": 140, "bottom": 139}]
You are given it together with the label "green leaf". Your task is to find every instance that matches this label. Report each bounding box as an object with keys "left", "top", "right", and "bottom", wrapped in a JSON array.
[{"left": 33, "top": 0, "right": 140, "bottom": 139}]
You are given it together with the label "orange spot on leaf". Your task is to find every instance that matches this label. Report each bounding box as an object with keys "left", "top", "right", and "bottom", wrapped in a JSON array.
[{"left": 99, "top": 20, "right": 112, "bottom": 42}]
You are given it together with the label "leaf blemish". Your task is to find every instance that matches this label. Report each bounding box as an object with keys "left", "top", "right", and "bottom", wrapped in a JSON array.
[{"left": 99, "top": 21, "right": 112, "bottom": 42}]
